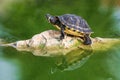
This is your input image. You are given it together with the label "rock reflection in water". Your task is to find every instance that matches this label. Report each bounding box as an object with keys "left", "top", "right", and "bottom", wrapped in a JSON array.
[{"left": 56, "top": 47, "right": 93, "bottom": 71}]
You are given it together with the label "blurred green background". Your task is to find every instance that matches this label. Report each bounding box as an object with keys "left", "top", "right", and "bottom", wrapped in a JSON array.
[{"left": 0, "top": 0, "right": 120, "bottom": 80}]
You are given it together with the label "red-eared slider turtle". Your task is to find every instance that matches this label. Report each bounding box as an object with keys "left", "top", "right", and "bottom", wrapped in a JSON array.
[{"left": 46, "top": 14, "right": 93, "bottom": 45}]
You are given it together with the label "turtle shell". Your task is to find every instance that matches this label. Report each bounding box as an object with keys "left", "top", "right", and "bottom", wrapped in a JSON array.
[{"left": 57, "top": 14, "right": 92, "bottom": 34}]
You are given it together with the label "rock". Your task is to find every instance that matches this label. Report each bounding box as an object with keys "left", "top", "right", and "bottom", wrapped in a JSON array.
[{"left": 0, "top": 30, "right": 120, "bottom": 57}]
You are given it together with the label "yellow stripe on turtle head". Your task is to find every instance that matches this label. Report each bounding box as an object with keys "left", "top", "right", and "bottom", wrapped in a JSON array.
[{"left": 54, "top": 25, "right": 61, "bottom": 30}]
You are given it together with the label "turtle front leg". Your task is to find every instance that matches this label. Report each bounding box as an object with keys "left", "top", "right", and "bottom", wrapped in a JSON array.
[
  {"left": 83, "top": 34, "right": 92, "bottom": 45},
  {"left": 60, "top": 25, "right": 65, "bottom": 40}
]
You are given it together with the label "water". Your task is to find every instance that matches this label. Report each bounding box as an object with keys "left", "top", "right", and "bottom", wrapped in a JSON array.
[
  {"left": 0, "top": 0, "right": 120, "bottom": 80},
  {"left": 0, "top": 58, "right": 21, "bottom": 80}
]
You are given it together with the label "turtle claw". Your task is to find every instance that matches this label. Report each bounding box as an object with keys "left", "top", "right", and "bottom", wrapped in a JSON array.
[
  {"left": 60, "top": 36, "right": 64, "bottom": 40},
  {"left": 83, "top": 40, "right": 92, "bottom": 45},
  {"left": 83, "top": 34, "right": 92, "bottom": 45}
]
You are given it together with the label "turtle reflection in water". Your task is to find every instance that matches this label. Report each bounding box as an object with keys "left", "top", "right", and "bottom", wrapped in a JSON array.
[
  {"left": 46, "top": 14, "right": 93, "bottom": 45},
  {"left": 55, "top": 48, "right": 93, "bottom": 71}
]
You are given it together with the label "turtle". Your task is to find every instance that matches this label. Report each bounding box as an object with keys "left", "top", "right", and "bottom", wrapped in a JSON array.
[{"left": 45, "top": 14, "right": 93, "bottom": 45}]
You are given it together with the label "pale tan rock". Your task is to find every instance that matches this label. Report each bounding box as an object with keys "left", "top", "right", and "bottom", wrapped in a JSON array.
[{"left": 0, "top": 30, "right": 120, "bottom": 57}]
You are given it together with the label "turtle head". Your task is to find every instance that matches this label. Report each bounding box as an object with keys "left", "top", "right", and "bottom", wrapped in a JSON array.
[{"left": 46, "top": 14, "right": 58, "bottom": 25}]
